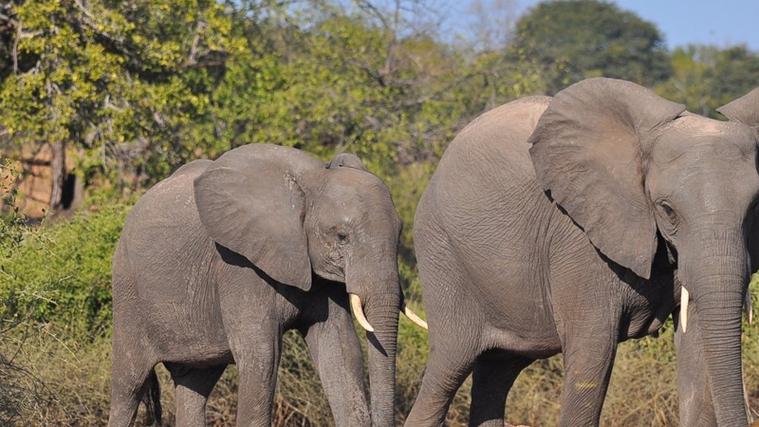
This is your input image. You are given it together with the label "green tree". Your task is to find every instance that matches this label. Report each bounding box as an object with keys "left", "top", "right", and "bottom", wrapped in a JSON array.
[
  {"left": 510, "top": 0, "right": 671, "bottom": 94},
  {"left": 0, "top": 0, "right": 244, "bottom": 204},
  {"left": 657, "top": 45, "right": 759, "bottom": 117}
]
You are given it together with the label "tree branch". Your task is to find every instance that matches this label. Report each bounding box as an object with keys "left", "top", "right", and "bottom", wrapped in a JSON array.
[{"left": 185, "top": 20, "right": 207, "bottom": 66}]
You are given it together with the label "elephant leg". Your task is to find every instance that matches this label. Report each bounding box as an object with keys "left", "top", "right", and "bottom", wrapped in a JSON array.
[
  {"left": 405, "top": 245, "right": 484, "bottom": 427},
  {"left": 108, "top": 331, "right": 157, "bottom": 427},
  {"left": 303, "top": 292, "right": 370, "bottom": 427},
  {"left": 557, "top": 333, "right": 617, "bottom": 427},
  {"left": 404, "top": 350, "right": 476, "bottom": 426},
  {"left": 469, "top": 351, "right": 532, "bottom": 427},
  {"left": 404, "top": 331, "right": 480, "bottom": 427},
  {"left": 167, "top": 364, "right": 226, "bottom": 427},
  {"left": 229, "top": 325, "right": 283, "bottom": 427},
  {"left": 675, "top": 306, "right": 717, "bottom": 427}
]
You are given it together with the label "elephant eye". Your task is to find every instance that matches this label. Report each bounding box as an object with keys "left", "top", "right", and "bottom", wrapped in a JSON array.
[
  {"left": 657, "top": 201, "right": 677, "bottom": 223},
  {"left": 336, "top": 231, "right": 349, "bottom": 243}
]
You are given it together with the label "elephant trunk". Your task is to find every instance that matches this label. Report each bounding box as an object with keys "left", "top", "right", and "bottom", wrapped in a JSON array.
[
  {"left": 364, "top": 291, "right": 400, "bottom": 427},
  {"left": 684, "top": 231, "right": 748, "bottom": 426},
  {"left": 345, "top": 237, "right": 402, "bottom": 426}
]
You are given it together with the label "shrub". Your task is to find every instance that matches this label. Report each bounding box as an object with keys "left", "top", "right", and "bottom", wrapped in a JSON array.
[{"left": 0, "top": 205, "right": 129, "bottom": 337}]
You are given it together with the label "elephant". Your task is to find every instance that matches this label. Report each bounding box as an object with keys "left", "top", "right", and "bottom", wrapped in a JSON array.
[
  {"left": 107, "top": 144, "right": 427, "bottom": 427},
  {"left": 404, "top": 78, "right": 759, "bottom": 427}
]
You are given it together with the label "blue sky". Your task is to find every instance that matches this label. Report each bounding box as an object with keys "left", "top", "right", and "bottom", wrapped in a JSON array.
[
  {"left": 609, "top": 0, "right": 758, "bottom": 49},
  {"left": 449, "top": 0, "right": 759, "bottom": 50}
]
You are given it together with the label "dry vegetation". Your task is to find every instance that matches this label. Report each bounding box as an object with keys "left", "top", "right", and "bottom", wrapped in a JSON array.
[
  {"left": 1, "top": 266, "right": 757, "bottom": 426},
  {"left": 1, "top": 322, "right": 757, "bottom": 426},
  {"left": 0, "top": 202, "right": 758, "bottom": 426}
]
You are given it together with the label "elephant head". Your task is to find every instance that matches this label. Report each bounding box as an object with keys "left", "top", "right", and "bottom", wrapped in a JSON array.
[
  {"left": 529, "top": 78, "right": 759, "bottom": 425},
  {"left": 192, "top": 144, "right": 424, "bottom": 425}
]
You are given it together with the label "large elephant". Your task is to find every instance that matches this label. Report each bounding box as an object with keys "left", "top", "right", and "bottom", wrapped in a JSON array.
[
  {"left": 108, "top": 144, "right": 426, "bottom": 427},
  {"left": 405, "top": 78, "right": 759, "bottom": 426}
]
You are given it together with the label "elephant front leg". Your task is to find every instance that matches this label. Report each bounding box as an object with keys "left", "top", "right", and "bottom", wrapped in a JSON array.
[
  {"left": 302, "top": 292, "right": 371, "bottom": 427},
  {"left": 221, "top": 299, "right": 284, "bottom": 427},
  {"left": 558, "top": 329, "right": 618, "bottom": 426},
  {"left": 231, "top": 329, "right": 283, "bottom": 427},
  {"left": 675, "top": 304, "right": 717, "bottom": 427},
  {"left": 166, "top": 364, "right": 226, "bottom": 427}
]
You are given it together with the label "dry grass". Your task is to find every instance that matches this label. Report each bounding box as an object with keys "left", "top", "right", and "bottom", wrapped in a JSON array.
[
  {"left": 0, "top": 323, "right": 112, "bottom": 426},
  {"left": 1, "top": 206, "right": 757, "bottom": 426},
  {"left": 2, "top": 317, "right": 758, "bottom": 426}
]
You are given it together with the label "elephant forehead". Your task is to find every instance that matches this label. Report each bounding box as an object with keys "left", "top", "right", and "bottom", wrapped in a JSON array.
[
  {"left": 323, "top": 168, "right": 391, "bottom": 201},
  {"left": 670, "top": 114, "right": 729, "bottom": 136},
  {"left": 652, "top": 116, "right": 757, "bottom": 165},
  {"left": 312, "top": 169, "right": 399, "bottom": 226}
]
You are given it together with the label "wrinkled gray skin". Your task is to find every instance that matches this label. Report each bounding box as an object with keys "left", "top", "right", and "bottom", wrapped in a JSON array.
[
  {"left": 108, "top": 145, "right": 403, "bottom": 427},
  {"left": 405, "top": 79, "right": 759, "bottom": 427}
]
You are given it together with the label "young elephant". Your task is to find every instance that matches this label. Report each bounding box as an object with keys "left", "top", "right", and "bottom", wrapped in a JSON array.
[
  {"left": 108, "top": 144, "right": 426, "bottom": 427},
  {"left": 406, "top": 79, "right": 759, "bottom": 426}
]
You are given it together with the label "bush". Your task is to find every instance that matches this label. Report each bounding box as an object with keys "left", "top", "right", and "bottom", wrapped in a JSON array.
[{"left": 0, "top": 204, "right": 129, "bottom": 338}]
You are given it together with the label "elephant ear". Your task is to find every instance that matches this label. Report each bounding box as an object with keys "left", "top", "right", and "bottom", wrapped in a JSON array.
[
  {"left": 717, "top": 87, "right": 759, "bottom": 128},
  {"left": 719, "top": 89, "right": 759, "bottom": 273},
  {"left": 194, "top": 144, "right": 321, "bottom": 290},
  {"left": 328, "top": 152, "right": 367, "bottom": 170},
  {"left": 529, "top": 78, "right": 685, "bottom": 279}
]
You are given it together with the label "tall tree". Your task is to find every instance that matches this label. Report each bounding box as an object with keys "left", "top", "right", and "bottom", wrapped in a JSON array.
[
  {"left": 656, "top": 44, "right": 759, "bottom": 117},
  {"left": 0, "top": 0, "right": 243, "bottom": 207},
  {"left": 468, "top": 0, "right": 519, "bottom": 51},
  {"left": 510, "top": 0, "right": 671, "bottom": 94},
  {"left": 0, "top": 0, "right": 543, "bottom": 218}
]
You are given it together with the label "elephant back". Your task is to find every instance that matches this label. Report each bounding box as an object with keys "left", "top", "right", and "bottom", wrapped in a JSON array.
[
  {"left": 118, "top": 159, "right": 217, "bottom": 301},
  {"left": 422, "top": 96, "right": 551, "bottom": 228}
]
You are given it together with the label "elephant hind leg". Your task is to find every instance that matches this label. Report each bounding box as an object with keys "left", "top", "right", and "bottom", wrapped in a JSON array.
[
  {"left": 469, "top": 351, "right": 532, "bottom": 427},
  {"left": 404, "top": 335, "right": 480, "bottom": 426},
  {"left": 167, "top": 364, "right": 226, "bottom": 427},
  {"left": 107, "top": 344, "right": 158, "bottom": 427},
  {"left": 141, "top": 369, "right": 162, "bottom": 426},
  {"left": 406, "top": 241, "right": 486, "bottom": 426}
]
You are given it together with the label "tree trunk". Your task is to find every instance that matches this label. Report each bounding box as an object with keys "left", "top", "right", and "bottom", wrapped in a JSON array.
[{"left": 49, "top": 140, "right": 65, "bottom": 212}]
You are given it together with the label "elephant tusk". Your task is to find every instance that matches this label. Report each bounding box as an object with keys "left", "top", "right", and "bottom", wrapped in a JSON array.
[
  {"left": 746, "top": 292, "right": 753, "bottom": 326},
  {"left": 680, "top": 287, "right": 689, "bottom": 333},
  {"left": 349, "top": 294, "right": 375, "bottom": 332},
  {"left": 402, "top": 304, "right": 428, "bottom": 330}
]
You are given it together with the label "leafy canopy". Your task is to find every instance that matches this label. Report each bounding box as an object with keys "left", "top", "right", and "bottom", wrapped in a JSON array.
[{"left": 510, "top": 0, "right": 672, "bottom": 94}]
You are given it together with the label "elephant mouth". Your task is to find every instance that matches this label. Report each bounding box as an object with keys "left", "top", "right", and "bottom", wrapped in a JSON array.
[
  {"left": 348, "top": 293, "right": 428, "bottom": 332},
  {"left": 680, "top": 286, "right": 690, "bottom": 332},
  {"left": 401, "top": 303, "right": 428, "bottom": 329},
  {"left": 678, "top": 285, "right": 754, "bottom": 333},
  {"left": 349, "top": 293, "right": 375, "bottom": 332}
]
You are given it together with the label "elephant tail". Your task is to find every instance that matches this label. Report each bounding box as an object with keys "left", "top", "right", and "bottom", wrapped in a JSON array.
[{"left": 141, "top": 368, "right": 162, "bottom": 426}]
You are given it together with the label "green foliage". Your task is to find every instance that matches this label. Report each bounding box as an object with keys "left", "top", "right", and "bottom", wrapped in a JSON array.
[
  {"left": 510, "top": 0, "right": 672, "bottom": 94},
  {"left": 0, "top": 159, "right": 24, "bottom": 252},
  {"left": 0, "top": 0, "right": 544, "bottom": 192},
  {"left": 0, "top": 205, "right": 128, "bottom": 337},
  {"left": 0, "top": 0, "right": 242, "bottom": 185},
  {"left": 656, "top": 45, "right": 759, "bottom": 117}
]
